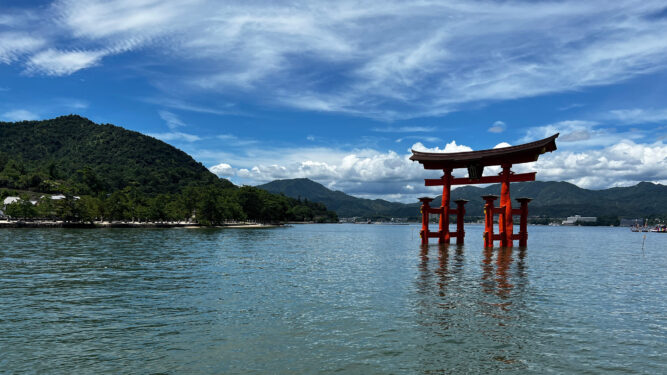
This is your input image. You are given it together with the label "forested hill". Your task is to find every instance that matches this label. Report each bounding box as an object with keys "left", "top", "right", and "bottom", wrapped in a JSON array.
[
  {"left": 260, "top": 178, "right": 667, "bottom": 220},
  {"left": 427, "top": 181, "right": 667, "bottom": 219},
  {"left": 258, "top": 178, "right": 417, "bottom": 218},
  {"left": 0, "top": 115, "right": 224, "bottom": 195},
  {"left": 0, "top": 115, "right": 337, "bottom": 224}
]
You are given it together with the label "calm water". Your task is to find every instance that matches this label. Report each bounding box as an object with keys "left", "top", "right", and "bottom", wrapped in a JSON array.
[{"left": 1, "top": 224, "right": 665, "bottom": 374}]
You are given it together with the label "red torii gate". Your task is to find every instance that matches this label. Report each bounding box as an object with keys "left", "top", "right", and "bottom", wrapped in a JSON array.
[{"left": 410, "top": 134, "right": 559, "bottom": 247}]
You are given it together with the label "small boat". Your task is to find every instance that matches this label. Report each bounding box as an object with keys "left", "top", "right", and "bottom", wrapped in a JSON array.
[{"left": 650, "top": 224, "right": 666, "bottom": 233}]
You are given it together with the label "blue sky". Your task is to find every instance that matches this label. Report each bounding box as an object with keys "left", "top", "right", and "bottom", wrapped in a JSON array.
[{"left": 1, "top": 0, "right": 667, "bottom": 202}]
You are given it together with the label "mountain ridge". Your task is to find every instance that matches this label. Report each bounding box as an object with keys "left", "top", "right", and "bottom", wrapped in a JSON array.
[{"left": 259, "top": 178, "right": 667, "bottom": 219}]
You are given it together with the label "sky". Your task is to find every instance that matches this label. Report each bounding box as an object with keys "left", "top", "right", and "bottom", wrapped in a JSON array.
[{"left": 1, "top": 0, "right": 667, "bottom": 202}]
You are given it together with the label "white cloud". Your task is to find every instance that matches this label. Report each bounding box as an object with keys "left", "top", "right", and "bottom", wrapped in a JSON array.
[
  {"left": 140, "top": 97, "right": 237, "bottom": 115},
  {"left": 2, "top": 109, "right": 39, "bottom": 121},
  {"left": 55, "top": 0, "right": 195, "bottom": 39},
  {"left": 148, "top": 131, "right": 201, "bottom": 142},
  {"left": 488, "top": 120, "right": 506, "bottom": 133},
  {"left": 159, "top": 110, "right": 186, "bottom": 129},
  {"left": 534, "top": 140, "right": 667, "bottom": 188},
  {"left": 0, "top": 32, "right": 44, "bottom": 64},
  {"left": 196, "top": 135, "right": 667, "bottom": 201},
  {"left": 411, "top": 140, "right": 473, "bottom": 153},
  {"left": 7, "top": 1, "right": 667, "bottom": 118},
  {"left": 216, "top": 134, "right": 259, "bottom": 146},
  {"left": 493, "top": 142, "right": 512, "bottom": 149},
  {"left": 519, "top": 119, "right": 648, "bottom": 149},
  {"left": 57, "top": 98, "right": 89, "bottom": 109},
  {"left": 608, "top": 108, "right": 667, "bottom": 124},
  {"left": 395, "top": 136, "right": 442, "bottom": 143},
  {"left": 209, "top": 163, "right": 234, "bottom": 177},
  {"left": 25, "top": 49, "right": 105, "bottom": 75}
]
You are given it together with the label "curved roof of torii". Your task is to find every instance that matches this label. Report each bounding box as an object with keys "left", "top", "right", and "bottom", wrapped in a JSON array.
[{"left": 410, "top": 133, "right": 559, "bottom": 170}]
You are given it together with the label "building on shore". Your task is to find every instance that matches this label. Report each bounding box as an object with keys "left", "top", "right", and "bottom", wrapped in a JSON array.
[
  {"left": 562, "top": 215, "right": 597, "bottom": 225},
  {"left": 3, "top": 196, "right": 20, "bottom": 206}
]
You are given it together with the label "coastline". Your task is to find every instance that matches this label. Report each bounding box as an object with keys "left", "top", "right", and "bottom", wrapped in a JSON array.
[{"left": 0, "top": 220, "right": 281, "bottom": 229}]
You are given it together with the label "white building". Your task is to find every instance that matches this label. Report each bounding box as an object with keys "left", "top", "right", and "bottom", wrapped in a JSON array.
[
  {"left": 48, "top": 194, "right": 79, "bottom": 201},
  {"left": 562, "top": 215, "right": 597, "bottom": 225},
  {"left": 3, "top": 196, "right": 20, "bottom": 206}
]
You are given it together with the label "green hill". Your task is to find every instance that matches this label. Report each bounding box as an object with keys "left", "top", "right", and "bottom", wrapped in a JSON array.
[
  {"left": 259, "top": 178, "right": 667, "bottom": 220},
  {"left": 0, "top": 115, "right": 226, "bottom": 195},
  {"left": 0, "top": 115, "right": 337, "bottom": 224}
]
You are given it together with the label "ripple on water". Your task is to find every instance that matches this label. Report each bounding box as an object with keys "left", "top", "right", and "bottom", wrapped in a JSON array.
[{"left": 0, "top": 225, "right": 665, "bottom": 374}]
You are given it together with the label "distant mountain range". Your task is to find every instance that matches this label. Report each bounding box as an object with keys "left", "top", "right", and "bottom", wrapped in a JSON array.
[
  {"left": 259, "top": 178, "right": 418, "bottom": 218},
  {"left": 259, "top": 178, "right": 667, "bottom": 219}
]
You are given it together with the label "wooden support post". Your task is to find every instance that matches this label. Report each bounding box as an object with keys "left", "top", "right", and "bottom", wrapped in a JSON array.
[
  {"left": 482, "top": 195, "right": 498, "bottom": 248},
  {"left": 500, "top": 164, "right": 513, "bottom": 247},
  {"left": 439, "top": 169, "right": 452, "bottom": 244},
  {"left": 454, "top": 199, "right": 467, "bottom": 245},
  {"left": 419, "top": 197, "right": 433, "bottom": 245},
  {"left": 516, "top": 197, "right": 531, "bottom": 247}
]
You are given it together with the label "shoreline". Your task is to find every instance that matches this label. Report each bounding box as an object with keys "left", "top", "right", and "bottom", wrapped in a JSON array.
[{"left": 0, "top": 220, "right": 281, "bottom": 229}]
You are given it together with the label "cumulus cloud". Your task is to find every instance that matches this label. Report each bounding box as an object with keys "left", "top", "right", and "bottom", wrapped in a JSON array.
[
  {"left": 209, "top": 163, "right": 234, "bottom": 177},
  {"left": 197, "top": 135, "right": 667, "bottom": 201},
  {"left": 4, "top": 0, "right": 667, "bottom": 119},
  {"left": 534, "top": 140, "right": 667, "bottom": 188},
  {"left": 493, "top": 142, "right": 512, "bottom": 149},
  {"left": 412, "top": 140, "right": 473, "bottom": 153},
  {"left": 2, "top": 109, "right": 39, "bottom": 121}
]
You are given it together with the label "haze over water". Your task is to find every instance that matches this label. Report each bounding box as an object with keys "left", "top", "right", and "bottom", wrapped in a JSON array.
[{"left": 1, "top": 224, "right": 665, "bottom": 374}]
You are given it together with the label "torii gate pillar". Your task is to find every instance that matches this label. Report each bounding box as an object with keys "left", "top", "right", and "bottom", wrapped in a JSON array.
[{"left": 499, "top": 164, "right": 513, "bottom": 247}]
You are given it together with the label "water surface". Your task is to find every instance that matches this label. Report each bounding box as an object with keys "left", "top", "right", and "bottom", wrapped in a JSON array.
[{"left": 1, "top": 224, "right": 665, "bottom": 374}]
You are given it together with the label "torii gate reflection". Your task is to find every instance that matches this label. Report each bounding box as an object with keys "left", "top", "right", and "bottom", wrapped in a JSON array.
[{"left": 411, "top": 134, "right": 559, "bottom": 248}]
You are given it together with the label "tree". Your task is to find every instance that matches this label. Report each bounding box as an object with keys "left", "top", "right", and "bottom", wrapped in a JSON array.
[{"left": 5, "top": 199, "right": 36, "bottom": 219}]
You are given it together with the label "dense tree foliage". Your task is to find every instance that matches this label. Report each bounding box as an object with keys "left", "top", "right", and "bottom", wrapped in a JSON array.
[
  {"left": 1, "top": 185, "right": 337, "bottom": 224},
  {"left": 0, "top": 116, "right": 337, "bottom": 224},
  {"left": 0, "top": 115, "right": 224, "bottom": 194}
]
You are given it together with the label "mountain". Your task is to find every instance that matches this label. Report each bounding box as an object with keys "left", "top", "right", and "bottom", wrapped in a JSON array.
[
  {"left": 0, "top": 115, "right": 337, "bottom": 224},
  {"left": 259, "top": 178, "right": 667, "bottom": 220},
  {"left": 0, "top": 115, "right": 227, "bottom": 194},
  {"left": 258, "top": 178, "right": 419, "bottom": 217},
  {"left": 437, "top": 181, "right": 667, "bottom": 218}
]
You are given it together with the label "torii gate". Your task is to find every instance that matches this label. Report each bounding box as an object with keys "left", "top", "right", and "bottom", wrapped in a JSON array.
[{"left": 410, "top": 134, "right": 559, "bottom": 247}]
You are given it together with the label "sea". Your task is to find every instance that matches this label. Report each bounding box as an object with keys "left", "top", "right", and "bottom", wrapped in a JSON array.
[{"left": 1, "top": 224, "right": 665, "bottom": 374}]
